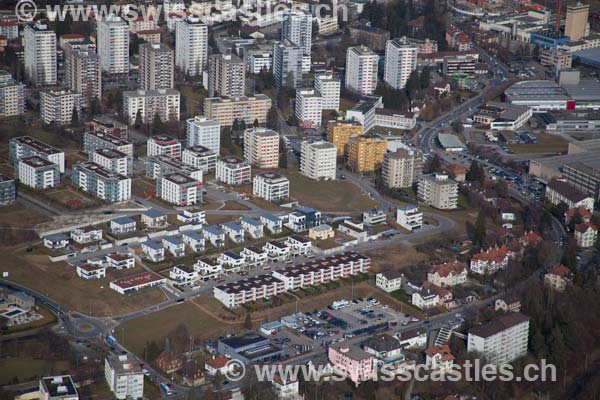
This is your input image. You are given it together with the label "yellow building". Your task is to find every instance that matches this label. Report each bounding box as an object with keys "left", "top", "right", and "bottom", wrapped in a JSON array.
[
  {"left": 326, "top": 120, "right": 364, "bottom": 156},
  {"left": 347, "top": 135, "right": 387, "bottom": 173}
]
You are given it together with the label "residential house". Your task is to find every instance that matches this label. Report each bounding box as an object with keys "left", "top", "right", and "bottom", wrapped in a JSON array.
[
  {"left": 241, "top": 217, "right": 264, "bottom": 239},
  {"left": 422, "top": 281, "right": 454, "bottom": 309},
  {"left": 110, "top": 217, "right": 137, "bottom": 235},
  {"left": 396, "top": 328, "right": 427, "bottom": 349},
  {"left": 260, "top": 213, "right": 283, "bottom": 234},
  {"left": 376, "top": 270, "right": 403, "bottom": 293},
  {"left": 141, "top": 241, "right": 165, "bottom": 262},
  {"left": 574, "top": 222, "right": 598, "bottom": 248},
  {"left": 445, "top": 163, "right": 467, "bottom": 182},
  {"left": 309, "top": 224, "right": 334, "bottom": 240},
  {"left": 469, "top": 245, "right": 509, "bottom": 275},
  {"left": 205, "top": 356, "right": 234, "bottom": 376},
  {"left": 564, "top": 206, "right": 592, "bottom": 225},
  {"left": 396, "top": 205, "right": 423, "bottom": 231},
  {"left": 194, "top": 258, "right": 222, "bottom": 280},
  {"left": 285, "top": 206, "right": 322, "bottom": 232},
  {"left": 76, "top": 264, "right": 106, "bottom": 280},
  {"left": 203, "top": 226, "right": 226, "bottom": 248},
  {"left": 427, "top": 261, "right": 468, "bottom": 287},
  {"left": 182, "top": 230, "right": 205, "bottom": 252},
  {"left": 240, "top": 246, "right": 268, "bottom": 267},
  {"left": 218, "top": 251, "right": 246, "bottom": 272},
  {"left": 545, "top": 178, "right": 594, "bottom": 211},
  {"left": 179, "top": 361, "right": 205, "bottom": 387},
  {"left": 71, "top": 226, "right": 103, "bottom": 244},
  {"left": 362, "top": 209, "right": 386, "bottom": 225},
  {"left": 286, "top": 235, "right": 312, "bottom": 256},
  {"left": 177, "top": 209, "right": 206, "bottom": 225},
  {"left": 424, "top": 345, "right": 455, "bottom": 371},
  {"left": 43, "top": 233, "right": 70, "bottom": 249},
  {"left": 106, "top": 253, "right": 135, "bottom": 269},
  {"left": 162, "top": 235, "right": 185, "bottom": 257},
  {"left": 155, "top": 351, "right": 183, "bottom": 374},
  {"left": 328, "top": 343, "right": 375, "bottom": 387},
  {"left": 263, "top": 240, "right": 290, "bottom": 262},
  {"left": 141, "top": 209, "right": 168, "bottom": 229},
  {"left": 170, "top": 264, "right": 199, "bottom": 284},
  {"left": 544, "top": 265, "right": 573, "bottom": 292},
  {"left": 221, "top": 222, "right": 245, "bottom": 243},
  {"left": 271, "top": 372, "right": 301, "bottom": 400},
  {"left": 338, "top": 221, "right": 368, "bottom": 242},
  {"left": 411, "top": 288, "right": 440, "bottom": 310}
]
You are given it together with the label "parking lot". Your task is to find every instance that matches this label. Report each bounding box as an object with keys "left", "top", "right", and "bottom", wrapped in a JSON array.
[{"left": 281, "top": 298, "right": 417, "bottom": 347}]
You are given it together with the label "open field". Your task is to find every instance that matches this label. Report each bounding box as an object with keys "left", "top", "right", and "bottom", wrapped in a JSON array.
[
  {"left": 131, "top": 177, "right": 155, "bottom": 198},
  {"left": 0, "top": 204, "right": 51, "bottom": 228},
  {"left": 205, "top": 214, "right": 243, "bottom": 225},
  {"left": 44, "top": 187, "right": 100, "bottom": 209},
  {"left": 0, "top": 358, "right": 70, "bottom": 386},
  {"left": 364, "top": 242, "right": 429, "bottom": 273},
  {"left": 507, "top": 133, "right": 568, "bottom": 154},
  {"left": 2, "top": 246, "right": 166, "bottom": 316}
]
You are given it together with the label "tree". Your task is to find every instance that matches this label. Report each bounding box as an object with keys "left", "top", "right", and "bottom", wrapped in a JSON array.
[
  {"left": 145, "top": 340, "right": 162, "bottom": 361},
  {"left": 214, "top": 371, "right": 224, "bottom": 392},
  {"left": 244, "top": 312, "right": 252, "bottom": 329},
  {"left": 134, "top": 109, "right": 143, "bottom": 129},
  {"left": 466, "top": 161, "right": 485, "bottom": 183},
  {"left": 405, "top": 70, "right": 421, "bottom": 98},
  {"left": 152, "top": 113, "right": 167, "bottom": 135},
  {"left": 472, "top": 210, "right": 486, "bottom": 246},
  {"left": 420, "top": 66, "right": 431, "bottom": 89},
  {"left": 87, "top": 97, "right": 101, "bottom": 119},
  {"left": 253, "top": 118, "right": 259, "bottom": 128},
  {"left": 279, "top": 138, "right": 288, "bottom": 169},
  {"left": 427, "top": 153, "right": 441, "bottom": 173},
  {"left": 221, "top": 126, "right": 232, "bottom": 148},
  {"left": 70, "top": 107, "right": 79, "bottom": 128},
  {"left": 267, "top": 106, "right": 278, "bottom": 130}
]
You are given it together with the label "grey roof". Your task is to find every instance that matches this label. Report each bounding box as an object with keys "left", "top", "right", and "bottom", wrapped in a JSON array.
[
  {"left": 205, "top": 226, "right": 225, "bottom": 236},
  {"left": 142, "top": 209, "right": 166, "bottom": 219},
  {"left": 241, "top": 217, "right": 262, "bottom": 227},
  {"left": 43, "top": 233, "right": 69, "bottom": 242},
  {"left": 163, "top": 235, "right": 184, "bottom": 246},
  {"left": 223, "top": 251, "right": 243, "bottom": 260},
  {"left": 142, "top": 241, "right": 163, "bottom": 250},
  {"left": 438, "top": 133, "right": 466, "bottom": 149},
  {"left": 111, "top": 216, "right": 136, "bottom": 225},
  {"left": 221, "top": 222, "right": 244, "bottom": 232},
  {"left": 183, "top": 230, "right": 203, "bottom": 240},
  {"left": 261, "top": 213, "right": 281, "bottom": 223}
]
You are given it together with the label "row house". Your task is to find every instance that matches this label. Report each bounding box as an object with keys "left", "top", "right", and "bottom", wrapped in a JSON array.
[
  {"left": 76, "top": 263, "right": 106, "bottom": 279},
  {"left": 106, "top": 252, "right": 135, "bottom": 269},
  {"left": 141, "top": 240, "right": 165, "bottom": 262},
  {"left": 286, "top": 235, "right": 312, "bottom": 256},
  {"left": 203, "top": 226, "right": 226, "bottom": 248},
  {"left": 218, "top": 251, "right": 246, "bottom": 272},
  {"left": 575, "top": 222, "right": 598, "bottom": 248},
  {"left": 194, "top": 258, "right": 222, "bottom": 280},
  {"left": 110, "top": 216, "right": 137, "bottom": 235},
  {"left": 271, "top": 252, "right": 371, "bottom": 291},
  {"left": 213, "top": 274, "right": 286, "bottom": 308},
  {"left": 469, "top": 245, "right": 509, "bottom": 275},
  {"left": 240, "top": 246, "right": 268, "bottom": 267},
  {"left": 260, "top": 213, "right": 283, "bottom": 234},
  {"left": 221, "top": 222, "right": 245, "bottom": 243},
  {"left": 170, "top": 264, "right": 199, "bottom": 284},
  {"left": 177, "top": 209, "right": 206, "bottom": 225},
  {"left": 71, "top": 226, "right": 103, "bottom": 244},
  {"left": 182, "top": 231, "right": 205, "bottom": 252},
  {"left": 263, "top": 240, "right": 290, "bottom": 262},
  {"left": 162, "top": 235, "right": 185, "bottom": 257},
  {"left": 427, "top": 261, "right": 468, "bottom": 287},
  {"left": 241, "top": 217, "right": 264, "bottom": 239}
]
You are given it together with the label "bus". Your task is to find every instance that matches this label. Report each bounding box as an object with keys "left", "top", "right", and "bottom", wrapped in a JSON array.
[
  {"left": 159, "top": 383, "right": 172, "bottom": 395},
  {"left": 105, "top": 335, "right": 117, "bottom": 346}
]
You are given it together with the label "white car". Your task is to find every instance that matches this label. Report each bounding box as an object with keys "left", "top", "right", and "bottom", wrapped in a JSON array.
[{"left": 142, "top": 368, "right": 150, "bottom": 376}]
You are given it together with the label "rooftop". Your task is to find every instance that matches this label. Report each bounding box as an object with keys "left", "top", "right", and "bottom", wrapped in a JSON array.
[
  {"left": 469, "top": 312, "right": 529, "bottom": 338},
  {"left": 111, "top": 271, "right": 165, "bottom": 289}
]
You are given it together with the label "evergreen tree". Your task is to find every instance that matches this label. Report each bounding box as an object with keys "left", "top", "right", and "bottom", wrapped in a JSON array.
[
  {"left": 221, "top": 126, "right": 232, "bottom": 148},
  {"left": 267, "top": 106, "right": 279, "bottom": 130},
  {"left": 134, "top": 109, "right": 143, "bottom": 129},
  {"left": 253, "top": 118, "right": 259, "bottom": 128},
  {"left": 405, "top": 70, "right": 421, "bottom": 97},
  {"left": 420, "top": 66, "right": 431, "bottom": 89},
  {"left": 244, "top": 312, "right": 252, "bottom": 329},
  {"left": 71, "top": 107, "right": 79, "bottom": 127},
  {"left": 152, "top": 113, "right": 167, "bottom": 135},
  {"left": 472, "top": 210, "right": 486, "bottom": 247}
]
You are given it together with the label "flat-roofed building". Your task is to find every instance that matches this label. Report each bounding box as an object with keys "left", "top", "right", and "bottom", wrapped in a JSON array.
[
  {"left": 147, "top": 135, "right": 182, "bottom": 158},
  {"left": 139, "top": 43, "right": 174, "bottom": 90},
  {"left": 157, "top": 172, "right": 202, "bottom": 206},
  {"left": 295, "top": 88, "right": 323, "bottom": 127},
  {"left": 0, "top": 175, "right": 16, "bottom": 205},
  {"left": 18, "top": 156, "right": 60, "bottom": 190},
  {"left": 40, "top": 89, "right": 82, "bottom": 126},
  {"left": 105, "top": 354, "right": 144, "bottom": 400},
  {"left": 382, "top": 149, "right": 422, "bottom": 188},
  {"left": 24, "top": 23, "right": 57, "bottom": 86},
  {"left": 83, "top": 131, "right": 133, "bottom": 157},
  {"left": 467, "top": 313, "right": 529, "bottom": 365},
  {"left": 65, "top": 48, "right": 101, "bottom": 107},
  {"left": 146, "top": 154, "right": 203, "bottom": 181},
  {"left": 347, "top": 135, "right": 387, "bottom": 173},
  {"left": 253, "top": 172, "right": 290, "bottom": 201},
  {"left": 204, "top": 95, "right": 272, "bottom": 127},
  {"left": 326, "top": 120, "right": 363, "bottom": 156},
  {"left": 417, "top": 173, "right": 458, "bottom": 210},
  {"left": 39, "top": 375, "right": 79, "bottom": 400},
  {"left": 243, "top": 128, "right": 279, "bottom": 168},
  {"left": 182, "top": 145, "right": 217, "bottom": 172},
  {"left": 71, "top": 161, "right": 131, "bottom": 202},
  {"left": 186, "top": 116, "right": 221, "bottom": 154},
  {"left": 9, "top": 136, "right": 65, "bottom": 173},
  {"left": 345, "top": 46, "right": 378, "bottom": 95},
  {"left": 300, "top": 140, "right": 337, "bottom": 180},
  {"left": 90, "top": 148, "right": 132, "bottom": 176},
  {"left": 216, "top": 156, "right": 251, "bottom": 185},
  {"left": 314, "top": 71, "right": 340, "bottom": 110},
  {"left": 123, "top": 89, "right": 180, "bottom": 124},
  {"left": 208, "top": 53, "right": 246, "bottom": 97},
  {"left": 0, "top": 70, "right": 24, "bottom": 116}
]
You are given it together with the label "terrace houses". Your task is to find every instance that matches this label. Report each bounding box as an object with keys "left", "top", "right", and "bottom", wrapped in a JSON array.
[
  {"left": 285, "top": 235, "right": 312, "bottom": 256},
  {"left": 213, "top": 274, "right": 286, "bottom": 308},
  {"left": 263, "top": 240, "right": 290, "bottom": 262},
  {"left": 218, "top": 251, "right": 246, "bottom": 272},
  {"left": 241, "top": 217, "right": 264, "bottom": 239},
  {"left": 240, "top": 246, "right": 268, "bottom": 267},
  {"left": 106, "top": 253, "right": 135, "bottom": 269},
  {"left": 170, "top": 264, "right": 199, "bottom": 284},
  {"left": 194, "top": 258, "right": 222, "bottom": 280}
]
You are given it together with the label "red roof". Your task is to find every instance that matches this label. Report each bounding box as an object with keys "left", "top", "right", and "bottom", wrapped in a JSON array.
[
  {"left": 446, "top": 163, "right": 467, "bottom": 175},
  {"left": 136, "top": 29, "right": 162, "bottom": 35},
  {"left": 520, "top": 231, "right": 542, "bottom": 246},
  {"left": 430, "top": 261, "right": 467, "bottom": 278},
  {"left": 575, "top": 222, "right": 598, "bottom": 233},
  {"left": 549, "top": 265, "right": 570, "bottom": 277},
  {"left": 424, "top": 344, "right": 454, "bottom": 361},
  {"left": 0, "top": 22, "right": 17, "bottom": 27},
  {"left": 472, "top": 245, "right": 508, "bottom": 263},
  {"left": 205, "top": 356, "right": 230, "bottom": 369},
  {"left": 77, "top": 264, "right": 104, "bottom": 272},
  {"left": 566, "top": 206, "right": 592, "bottom": 220},
  {"left": 422, "top": 281, "right": 452, "bottom": 298},
  {"left": 111, "top": 271, "right": 164, "bottom": 289}
]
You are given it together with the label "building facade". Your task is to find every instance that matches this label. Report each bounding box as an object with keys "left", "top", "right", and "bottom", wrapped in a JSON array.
[{"left": 300, "top": 140, "right": 337, "bottom": 180}]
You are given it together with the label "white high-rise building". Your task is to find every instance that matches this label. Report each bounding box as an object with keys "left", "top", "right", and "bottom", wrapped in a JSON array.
[
  {"left": 384, "top": 38, "right": 418, "bottom": 90},
  {"left": 186, "top": 116, "right": 221, "bottom": 154},
  {"left": 40, "top": 89, "right": 83, "bottom": 126},
  {"left": 175, "top": 17, "right": 208, "bottom": 77},
  {"left": 282, "top": 11, "right": 312, "bottom": 54},
  {"left": 208, "top": 53, "right": 246, "bottom": 98},
  {"left": 139, "top": 43, "right": 174, "bottom": 90},
  {"left": 345, "top": 46, "right": 378, "bottom": 95},
  {"left": 295, "top": 89, "right": 323, "bottom": 127},
  {"left": 0, "top": 70, "right": 24, "bottom": 117},
  {"left": 97, "top": 15, "right": 129, "bottom": 74},
  {"left": 467, "top": 313, "right": 530, "bottom": 365},
  {"left": 24, "top": 23, "right": 57, "bottom": 86},
  {"left": 300, "top": 140, "right": 337, "bottom": 181},
  {"left": 123, "top": 89, "right": 180, "bottom": 124},
  {"left": 105, "top": 354, "right": 144, "bottom": 400},
  {"left": 253, "top": 172, "right": 289, "bottom": 201},
  {"left": 65, "top": 48, "right": 101, "bottom": 107},
  {"left": 273, "top": 40, "right": 303, "bottom": 88},
  {"left": 243, "top": 127, "right": 280, "bottom": 168},
  {"left": 157, "top": 173, "right": 201, "bottom": 206},
  {"left": 314, "top": 72, "right": 340, "bottom": 111}
]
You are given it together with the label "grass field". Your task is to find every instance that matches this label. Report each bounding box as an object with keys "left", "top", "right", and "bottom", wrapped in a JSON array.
[
  {"left": 0, "top": 358, "right": 70, "bottom": 385},
  {"left": 507, "top": 133, "right": 568, "bottom": 154},
  {"left": 2, "top": 246, "right": 166, "bottom": 316},
  {"left": 364, "top": 242, "right": 429, "bottom": 273},
  {"left": 0, "top": 204, "right": 51, "bottom": 228}
]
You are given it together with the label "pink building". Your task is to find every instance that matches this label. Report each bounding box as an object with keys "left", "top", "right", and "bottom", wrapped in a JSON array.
[{"left": 328, "top": 343, "right": 375, "bottom": 386}]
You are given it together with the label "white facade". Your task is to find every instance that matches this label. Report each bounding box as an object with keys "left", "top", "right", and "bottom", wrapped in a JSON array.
[
  {"left": 243, "top": 128, "right": 280, "bottom": 168},
  {"left": 91, "top": 149, "right": 132, "bottom": 177},
  {"left": 216, "top": 157, "right": 251, "bottom": 185},
  {"left": 175, "top": 17, "right": 208, "bottom": 76},
  {"left": 147, "top": 135, "right": 182, "bottom": 158},
  {"left": 105, "top": 354, "right": 144, "bottom": 400},
  {"left": 139, "top": 43, "right": 174, "bottom": 90},
  {"left": 0, "top": 72, "right": 25, "bottom": 117},
  {"left": 273, "top": 40, "right": 303, "bottom": 88},
  {"left": 384, "top": 38, "right": 418, "bottom": 90},
  {"left": 417, "top": 173, "right": 458, "bottom": 210},
  {"left": 40, "top": 90, "right": 82, "bottom": 126},
  {"left": 376, "top": 271, "right": 403, "bottom": 293},
  {"left": 345, "top": 46, "right": 378, "bottom": 95},
  {"left": 467, "top": 313, "right": 529, "bottom": 365},
  {"left": 295, "top": 89, "right": 323, "bottom": 127},
  {"left": 123, "top": 89, "right": 181, "bottom": 124},
  {"left": 300, "top": 140, "right": 337, "bottom": 181},
  {"left": 158, "top": 173, "right": 201, "bottom": 206},
  {"left": 282, "top": 11, "right": 312, "bottom": 54},
  {"left": 396, "top": 205, "right": 423, "bottom": 231},
  {"left": 18, "top": 157, "right": 60, "bottom": 190},
  {"left": 97, "top": 15, "right": 129, "bottom": 74},
  {"left": 253, "top": 172, "right": 290, "bottom": 201},
  {"left": 182, "top": 146, "right": 218, "bottom": 172},
  {"left": 247, "top": 52, "right": 272, "bottom": 74},
  {"left": 65, "top": 48, "right": 101, "bottom": 107},
  {"left": 314, "top": 72, "right": 340, "bottom": 111},
  {"left": 24, "top": 23, "right": 57, "bottom": 86},
  {"left": 186, "top": 116, "right": 221, "bottom": 154}
]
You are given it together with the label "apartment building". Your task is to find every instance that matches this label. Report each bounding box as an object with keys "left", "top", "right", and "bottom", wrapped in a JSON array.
[
  {"left": 0, "top": 175, "right": 16, "bottom": 205},
  {"left": 97, "top": 15, "right": 129, "bottom": 74},
  {"left": 382, "top": 149, "right": 422, "bottom": 188},
  {"left": 147, "top": 155, "right": 203, "bottom": 181},
  {"left": 157, "top": 173, "right": 202, "bottom": 206},
  {"left": 65, "top": 48, "right": 101, "bottom": 107},
  {"left": 347, "top": 135, "right": 387, "bottom": 173},
  {"left": 300, "top": 140, "right": 337, "bottom": 180},
  {"left": 40, "top": 89, "right": 82, "bottom": 126},
  {"left": 540, "top": 48, "right": 572, "bottom": 72},
  {"left": 0, "top": 21, "right": 18, "bottom": 40},
  {"left": 467, "top": 313, "right": 530, "bottom": 365},
  {"left": 0, "top": 70, "right": 24, "bottom": 117},
  {"left": 545, "top": 178, "right": 594, "bottom": 211},
  {"left": 9, "top": 136, "right": 65, "bottom": 173},
  {"left": 396, "top": 205, "right": 423, "bottom": 231},
  {"left": 175, "top": 17, "right": 208, "bottom": 76},
  {"left": 39, "top": 375, "right": 79, "bottom": 400},
  {"left": 208, "top": 53, "right": 246, "bottom": 98},
  {"left": 204, "top": 95, "right": 272, "bottom": 127},
  {"left": 328, "top": 343, "right": 375, "bottom": 387},
  {"left": 185, "top": 116, "right": 221, "bottom": 154},
  {"left": 375, "top": 270, "right": 403, "bottom": 293},
  {"left": 272, "top": 252, "right": 370, "bottom": 291},
  {"left": 18, "top": 156, "right": 60, "bottom": 190},
  {"left": 345, "top": 96, "right": 383, "bottom": 133},
  {"left": 105, "top": 354, "right": 144, "bottom": 400},
  {"left": 139, "top": 43, "right": 174, "bottom": 90},
  {"left": 123, "top": 89, "right": 181, "bottom": 124},
  {"left": 348, "top": 21, "right": 390, "bottom": 51},
  {"left": 374, "top": 109, "right": 417, "bottom": 130},
  {"left": 295, "top": 89, "right": 323, "bottom": 127},
  {"left": 282, "top": 11, "right": 312, "bottom": 54},
  {"left": 213, "top": 274, "right": 286, "bottom": 308},
  {"left": 253, "top": 172, "right": 290, "bottom": 201},
  {"left": 83, "top": 131, "right": 133, "bottom": 157},
  {"left": 442, "top": 55, "right": 477, "bottom": 76},
  {"left": 273, "top": 40, "right": 303, "bottom": 88},
  {"left": 417, "top": 173, "right": 458, "bottom": 210},
  {"left": 345, "top": 46, "right": 378, "bottom": 95},
  {"left": 147, "top": 135, "right": 182, "bottom": 158},
  {"left": 314, "top": 71, "right": 340, "bottom": 110},
  {"left": 286, "top": 206, "right": 322, "bottom": 232},
  {"left": 247, "top": 50, "right": 272, "bottom": 74},
  {"left": 216, "top": 156, "right": 251, "bottom": 185},
  {"left": 91, "top": 148, "right": 132, "bottom": 176},
  {"left": 72, "top": 162, "right": 131, "bottom": 202},
  {"left": 243, "top": 128, "right": 280, "bottom": 168},
  {"left": 574, "top": 222, "right": 598, "bottom": 248},
  {"left": 24, "top": 23, "right": 57, "bottom": 86},
  {"left": 88, "top": 118, "right": 126, "bottom": 139},
  {"left": 469, "top": 245, "right": 510, "bottom": 275},
  {"left": 326, "top": 120, "right": 364, "bottom": 156},
  {"left": 427, "top": 261, "right": 468, "bottom": 287},
  {"left": 182, "top": 145, "right": 218, "bottom": 172},
  {"left": 384, "top": 37, "right": 418, "bottom": 90}
]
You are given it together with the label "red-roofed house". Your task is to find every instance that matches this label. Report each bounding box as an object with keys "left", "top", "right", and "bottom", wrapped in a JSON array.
[
  {"left": 205, "top": 356, "right": 234, "bottom": 376},
  {"left": 470, "top": 245, "right": 509, "bottom": 275},
  {"left": 445, "top": 163, "right": 467, "bottom": 182},
  {"left": 565, "top": 206, "right": 592, "bottom": 225},
  {"left": 155, "top": 351, "right": 183, "bottom": 374},
  {"left": 424, "top": 344, "right": 455, "bottom": 371},
  {"left": 422, "top": 281, "right": 454, "bottom": 308},
  {"left": 574, "top": 222, "right": 598, "bottom": 248},
  {"left": 427, "top": 261, "right": 468, "bottom": 287},
  {"left": 519, "top": 231, "right": 542, "bottom": 247},
  {"left": 544, "top": 265, "right": 573, "bottom": 292}
]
